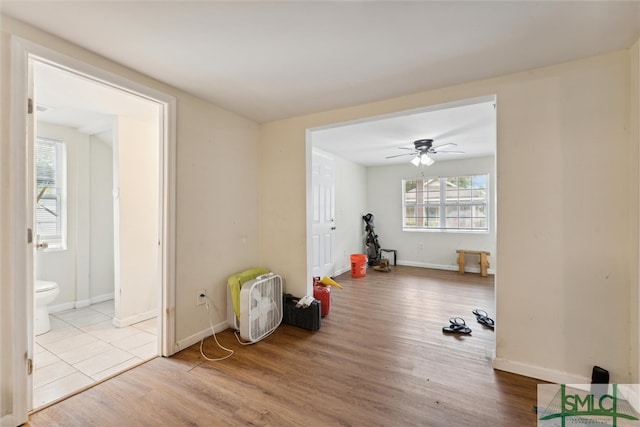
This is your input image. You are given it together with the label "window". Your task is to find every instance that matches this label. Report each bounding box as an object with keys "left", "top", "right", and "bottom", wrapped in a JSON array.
[
  {"left": 403, "top": 174, "right": 488, "bottom": 232},
  {"left": 35, "top": 137, "right": 66, "bottom": 249}
]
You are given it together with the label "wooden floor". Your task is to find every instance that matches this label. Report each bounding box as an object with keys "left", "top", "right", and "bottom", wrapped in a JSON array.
[{"left": 27, "top": 266, "right": 541, "bottom": 427}]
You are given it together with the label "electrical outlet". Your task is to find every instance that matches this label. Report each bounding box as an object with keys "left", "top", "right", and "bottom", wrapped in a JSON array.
[{"left": 196, "top": 289, "right": 206, "bottom": 306}]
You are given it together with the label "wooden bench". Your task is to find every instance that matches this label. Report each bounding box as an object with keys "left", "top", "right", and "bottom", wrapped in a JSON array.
[
  {"left": 456, "top": 250, "right": 490, "bottom": 277},
  {"left": 380, "top": 248, "right": 397, "bottom": 266}
]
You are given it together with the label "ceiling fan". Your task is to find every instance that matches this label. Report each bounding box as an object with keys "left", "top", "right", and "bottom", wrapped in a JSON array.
[{"left": 386, "top": 139, "right": 464, "bottom": 166}]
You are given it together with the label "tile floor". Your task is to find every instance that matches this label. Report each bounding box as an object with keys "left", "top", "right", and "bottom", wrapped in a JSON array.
[{"left": 33, "top": 300, "right": 158, "bottom": 409}]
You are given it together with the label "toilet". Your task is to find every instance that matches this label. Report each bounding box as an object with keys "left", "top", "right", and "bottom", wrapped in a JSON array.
[{"left": 35, "top": 280, "right": 59, "bottom": 336}]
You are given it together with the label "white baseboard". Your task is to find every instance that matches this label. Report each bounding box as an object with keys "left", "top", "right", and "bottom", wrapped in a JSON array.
[
  {"left": 333, "top": 262, "right": 495, "bottom": 277},
  {"left": 397, "top": 260, "right": 495, "bottom": 275},
  {"left": 174, "top": 320, "right": 229, "bottom": 353},
  {"left": 90, "top": 292, "right": 114, "bottom": 304},
  {"left": 334, "top": 266, "right": 351, "bottom": 276},
  {"left": 49, "top": 301, "right": 75, "bottom": 314},
  {"left": 75, "top": 298, "right": 91, "bottom": 308},
  {"left": 493, "top": 357, "right": 590, "bottom": 384},
  {"left": 49, "top": 293, "right": 115, "bottom": 314},
  {"left": 618, "top": 384, "right": 640, "bottom": 412},
  {"left": 112, "top": 309, "right": 156, "bottom": 328}
]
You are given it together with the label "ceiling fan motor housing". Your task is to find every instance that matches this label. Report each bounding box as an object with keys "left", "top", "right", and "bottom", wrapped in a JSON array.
[{"left": 414, "top": 139, "right": 433, "bottom": 150}]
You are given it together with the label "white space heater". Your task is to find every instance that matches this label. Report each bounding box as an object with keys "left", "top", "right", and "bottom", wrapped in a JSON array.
[{"left": 227, "top": 273, "right": 283, "bottom": 343}]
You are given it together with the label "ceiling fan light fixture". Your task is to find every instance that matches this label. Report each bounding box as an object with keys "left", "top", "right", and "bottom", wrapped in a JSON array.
[
  {"left": 420, "top": 153, "right": 435, "bottom": 166},
  {"left": 410, "top": 156, "right": 421, "bottom": 166}
]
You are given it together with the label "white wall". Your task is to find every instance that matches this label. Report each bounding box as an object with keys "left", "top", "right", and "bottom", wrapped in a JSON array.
[
  {"left": 367, "top": 156, "right": 496, "bottom": 271},
  {"left": 332, "top": 154, "right": 367, "bottom": 275},
  {"left": 89, "top": 132, "right": 114, "bottom": 299},
  {"left": 113, "top": 116, "right": 158, "bottom": 325},
  {"left": 35, "top": 122, "right": 90, "bottom": 308},
  {"left": 260, "top": 48, "right": 638, "bottom": 385},
  {"left": 35, "top": 123, "right": 116, "bottom": 310}
]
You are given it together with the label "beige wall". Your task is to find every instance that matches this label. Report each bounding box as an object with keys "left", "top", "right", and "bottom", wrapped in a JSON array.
[
  {"left": 260, "top": 48, "right": 638, "bottom": 384},
  {"left": 114, "top": 116, "right": 159, "bottom": 325},
  {"left": 1, "top": 15, "right": 260, "bottom": 421},
  {"left": 631, "top": 39, "right": 640, "bottom": 385}
]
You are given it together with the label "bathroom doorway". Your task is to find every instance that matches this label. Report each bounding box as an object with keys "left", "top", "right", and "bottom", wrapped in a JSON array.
[{"left": 31, "top": 59, "right": 162, "bottom": 409}]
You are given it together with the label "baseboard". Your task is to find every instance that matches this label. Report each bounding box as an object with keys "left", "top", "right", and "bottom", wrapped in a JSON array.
[
  {"left": 334, "top": 265, "right": 351, "bottom": 276},
  {"left": 48, "top": 301, "right": 75, "bottom": 314},
  {"left": 75, "top": 298, "right": 91, "bottom": 308},
  {"left": 174, "top": 320, "right": 229, "bottom": 353},
  {"left": 49, "top": 293, "right": 115, "bottom": 314},
  {"left": 112, "top": 309, "right": 156, "bottom": 328},
  {"left": 493, "top": 357, "right": 590, "bottom": 384},
  {"left": 397, "top": 260, "right": 495, "bottom": 275},
  {"left": 334, "top": 262, "right": 496, "bottom": 276},
  {"left": 619, "top": 384, "right": 640, "bottom": 412},
  {"left": 90, "top": 292, "right": 114, "bottom": 304}
]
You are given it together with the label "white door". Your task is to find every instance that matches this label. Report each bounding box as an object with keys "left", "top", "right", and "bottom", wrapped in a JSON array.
[{"left": 311, "top": 150, "right": 335, "bottom": 278}]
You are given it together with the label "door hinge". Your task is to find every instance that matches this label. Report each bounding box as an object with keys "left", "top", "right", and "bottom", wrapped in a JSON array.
[
  {"left": 27, "top": 358, "right": 33, "bottom": 375},
  {"left": 27, "top": 98, "right": 33, "bottom": 115},
  {"left": 27, "top": 228, "right": 33, "bottom": 244}
]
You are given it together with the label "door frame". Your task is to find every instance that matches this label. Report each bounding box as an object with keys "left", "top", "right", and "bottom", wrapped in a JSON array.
[{"left": 9, "top": 36, "right": 177, "bottom": 422}]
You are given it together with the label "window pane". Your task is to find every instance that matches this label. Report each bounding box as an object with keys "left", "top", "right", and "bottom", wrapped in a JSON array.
[
  {"left": 472, "top": 175, "right": 487, "bottom": 190},
  {"left": 403, "top": 175, "right": 488, "bottom": 231},
  {"left": 35, "top": 138, "right": 65, "bottom": 248},
  {"left": 473, "top": 218, "right": 487, "bottom": 228},
  {"left": 458, "top": 218, "right": 472, "bottom": 229},
  {"left": 445, "top": 217, "right": 458, "bottom": 228},
  {"left": 428, "top": 218, "right": 440, "bottom": 227},
  {"left": 473, "top": 206, "right": 486, "bottom": 218}
]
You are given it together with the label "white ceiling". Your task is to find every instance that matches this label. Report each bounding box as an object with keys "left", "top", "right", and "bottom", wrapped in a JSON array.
[
  {"left": 3, "top": 1, "right": 638, "bottom": 166},
  {"left": 312, "top": 96, "right": 496, "bottom": 166},
  {"left": 34, "top": 61, "right": 159, "bottom": 135}
]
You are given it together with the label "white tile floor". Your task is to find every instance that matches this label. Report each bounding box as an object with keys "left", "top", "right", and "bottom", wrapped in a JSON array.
[{"left": 33, "top": 300, "right": 158, "bottom": 409}]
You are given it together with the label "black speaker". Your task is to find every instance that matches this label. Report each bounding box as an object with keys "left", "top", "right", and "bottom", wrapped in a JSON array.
[{"left": 591, "top": 365, "right": 609, "bottom": 396}]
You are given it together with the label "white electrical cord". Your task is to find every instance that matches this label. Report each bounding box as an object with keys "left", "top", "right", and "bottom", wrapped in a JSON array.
[
  {"left": 199, "top": 296, "right": 234, "bottom": 362},
  {"left": 232, "top": 306, "right": 282, "bottom": 346}
]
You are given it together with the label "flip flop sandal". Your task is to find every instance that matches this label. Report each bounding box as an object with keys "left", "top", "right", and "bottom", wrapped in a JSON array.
[
  {"left": 478, "top": 316, "right": 495, "bottom": 328},
  {"left": 472, "top": 309, "right": 488, "bottom": 318},
  {"left": 442, "top": 323, "right": 472, "bottom": 334},
  {"left": 472, "top": 309, "right": 495, "bottom": 329},
  {"left": 449, "top": 317, "right": 467, "bottom": 327}
]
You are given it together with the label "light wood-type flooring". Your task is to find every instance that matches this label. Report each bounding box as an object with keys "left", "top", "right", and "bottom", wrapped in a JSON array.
[{"left": 27, "top": 266, "right": 541, "bottom": 426}]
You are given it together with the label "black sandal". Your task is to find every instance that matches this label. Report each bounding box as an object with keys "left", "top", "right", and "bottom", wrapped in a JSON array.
[
  {"left": 472, "top": 309, "right": 495, "bottom": 329},
  {"left": 442, "top": 317, "right": 472, "bottom": 334}
]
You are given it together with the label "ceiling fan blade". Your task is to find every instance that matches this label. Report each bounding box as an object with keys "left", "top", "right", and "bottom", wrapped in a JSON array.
[
  {"left": 397, "top": 147, "right": 416, "bottom": 151},
  {"left": 385, "top": 152, "right": 416, "bottom": 159},
  {"left": 432, "top": 142, "right": 457, "bottom": 150},
  {"left": 433, "top": 150, "right": 465, "bottom": 154}
]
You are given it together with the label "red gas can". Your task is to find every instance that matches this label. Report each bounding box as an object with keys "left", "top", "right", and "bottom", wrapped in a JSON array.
[{"left": 313, "top": 284, "right": 331, "bottom": 317}]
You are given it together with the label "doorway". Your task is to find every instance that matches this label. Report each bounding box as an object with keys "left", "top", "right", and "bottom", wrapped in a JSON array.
[
  {"left": 31, "top": 59, "right": 161, "bottom": 409},
  {"left": 9, "top": 37, "right": 177, "bottom": 420}
]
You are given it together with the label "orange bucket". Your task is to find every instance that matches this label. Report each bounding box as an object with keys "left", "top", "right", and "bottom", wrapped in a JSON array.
[{"left": 350, "top": 254, "right": 368, "bottom": 278}]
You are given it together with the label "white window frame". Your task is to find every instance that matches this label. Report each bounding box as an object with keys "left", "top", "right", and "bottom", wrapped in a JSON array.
[
  {"left": 35, "top": 136, "right": 67, "bottom": 250},
  {"left": 402, "top": 174, "right": 489, "bottom": 232}
]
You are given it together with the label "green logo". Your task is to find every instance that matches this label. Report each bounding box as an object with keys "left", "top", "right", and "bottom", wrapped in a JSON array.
[{"left": 538, "top": 384, "right": 640, "bottom": 426}]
